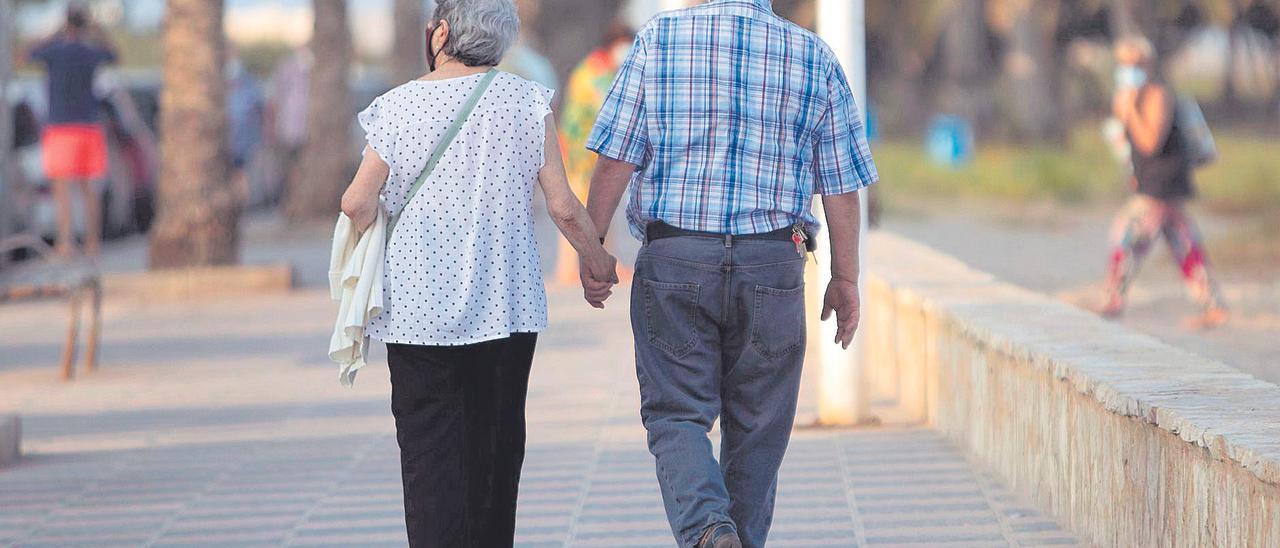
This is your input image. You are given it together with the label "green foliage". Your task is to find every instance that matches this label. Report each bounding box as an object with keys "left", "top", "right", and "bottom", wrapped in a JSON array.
[
  {"left": 1196, "top": 133, "right": 1280, "bottom": 215},
  {"left": 874, "top": 127, "right": 1126, "bottom": 206},
  {"left": 876, "top": 128, "right": 1280, "bottom": 217}
]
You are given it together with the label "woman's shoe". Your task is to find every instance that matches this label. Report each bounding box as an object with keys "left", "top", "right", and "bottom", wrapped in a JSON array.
[{"left": 1183, "top": 307, "right": 1228, "bottom": 330}]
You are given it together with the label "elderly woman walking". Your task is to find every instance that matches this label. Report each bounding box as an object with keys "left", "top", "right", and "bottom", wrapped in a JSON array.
[{"left": 339, "top": 0, "right": 618, "bottom": 545}]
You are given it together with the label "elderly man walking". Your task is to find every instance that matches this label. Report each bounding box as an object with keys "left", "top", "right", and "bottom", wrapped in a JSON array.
[{"left": 581, "top": 1, "right": 878, "bottom": 546}]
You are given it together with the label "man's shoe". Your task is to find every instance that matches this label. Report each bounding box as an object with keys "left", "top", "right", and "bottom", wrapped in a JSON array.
[{"left": 697, "top": 523, "right": 742, "bottom": 548}]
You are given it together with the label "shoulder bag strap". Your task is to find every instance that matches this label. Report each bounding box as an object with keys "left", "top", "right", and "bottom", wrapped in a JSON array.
[{"left": 386, "top": 68, "right": 499, "bottom": 238}]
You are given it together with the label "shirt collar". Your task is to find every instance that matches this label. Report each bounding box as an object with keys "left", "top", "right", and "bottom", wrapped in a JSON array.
[{"left": 708, "top": 0, "right": 773, "bottom": 8}]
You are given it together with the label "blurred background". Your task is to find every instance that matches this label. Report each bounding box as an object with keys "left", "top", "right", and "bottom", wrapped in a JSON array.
[{"left": 4, "top": 0, "right": 1276, "bottom": 377}]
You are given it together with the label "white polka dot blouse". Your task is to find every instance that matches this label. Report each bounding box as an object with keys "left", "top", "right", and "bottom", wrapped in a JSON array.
[{"left": 361, "top": 71, "right": 555, "bottom": 346}]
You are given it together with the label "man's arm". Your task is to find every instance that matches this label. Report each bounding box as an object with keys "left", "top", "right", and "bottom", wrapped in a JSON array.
[
  {"left": 820, "top": 190, "right": 862, "bottom": 349},
  {"left": 584, "top": 156, "right": 635, "bottom": 241},
  {"left": 810, "top": 60, "right": 877, "bottom": 349}
]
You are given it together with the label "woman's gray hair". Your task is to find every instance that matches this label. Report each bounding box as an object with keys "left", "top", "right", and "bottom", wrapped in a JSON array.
[{"left": 431, "top": 0, "right": 519, "bottom": 67}]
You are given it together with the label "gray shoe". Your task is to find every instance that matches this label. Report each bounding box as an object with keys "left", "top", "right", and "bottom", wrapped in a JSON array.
[{"left": 697, "top": 523, "right": 742, "bottom": 548}]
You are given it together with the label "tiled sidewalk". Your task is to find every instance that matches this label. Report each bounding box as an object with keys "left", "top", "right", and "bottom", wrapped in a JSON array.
[{"left": 0, "top": 279, "right": 1077, "bottom": 547}]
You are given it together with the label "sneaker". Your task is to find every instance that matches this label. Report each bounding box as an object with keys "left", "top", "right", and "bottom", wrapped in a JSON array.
[
  {"left": 1092, "top": 298, "right": 1124, "bottom": 319},
  {"left": 1183, "top": 307, "right": 1228, "bottom": 330},
  {"left": 697, "top": 523, "right": 742, "bottom": 548}
]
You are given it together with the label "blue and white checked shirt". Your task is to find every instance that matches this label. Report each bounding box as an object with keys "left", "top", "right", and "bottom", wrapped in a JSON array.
[{"left": 586, "top": 0, "right": 878, "bottom": 238}]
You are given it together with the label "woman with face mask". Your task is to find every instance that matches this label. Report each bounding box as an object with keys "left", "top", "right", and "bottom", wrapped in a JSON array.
[
  {"left": 1099, "top": 36, "right": 1227, "bottom": 328},
  {"left": 338, "top": 0, "right": 618, "bottom": 545}
]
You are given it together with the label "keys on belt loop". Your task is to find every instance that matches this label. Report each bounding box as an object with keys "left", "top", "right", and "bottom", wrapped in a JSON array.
[{"left": 793, "top": 224, "right": 818, "bottom": 264}]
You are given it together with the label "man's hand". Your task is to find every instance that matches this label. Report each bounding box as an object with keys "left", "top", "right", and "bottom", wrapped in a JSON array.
[
  {"left": 579, "top": 252, "right": 619, "bottom": 309},
  {"left": 820, "top": 278, "right": 860, "bottom": 349}
]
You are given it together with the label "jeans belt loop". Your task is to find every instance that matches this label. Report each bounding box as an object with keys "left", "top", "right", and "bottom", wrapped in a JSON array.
[{"left": 724, "top": 234, "right": 733, "bottom": 248}]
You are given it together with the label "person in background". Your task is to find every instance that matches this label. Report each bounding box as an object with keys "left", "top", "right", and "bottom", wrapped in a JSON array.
[
  {"left": 265, "top": 46, "right": 311, "bottom": 206},
  {"left": 226, "top": 49, "right": 264, "bottom": 208},
  {"left": 1100, "top": 35, "right": 1227, "bottom": 329},
  {"left": 583, "top": 0, "right": 878, "bottom": 546},
  {"left": 26, "top": 3, "right": 117, "bottom": 258},
  {"left": 554, "top": 3, "right": 652, "bottom": 283}
]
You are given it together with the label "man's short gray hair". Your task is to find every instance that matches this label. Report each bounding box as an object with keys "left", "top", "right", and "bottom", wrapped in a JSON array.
[{"left": 432, "top": 0, "right": 519, "bottom": 67}]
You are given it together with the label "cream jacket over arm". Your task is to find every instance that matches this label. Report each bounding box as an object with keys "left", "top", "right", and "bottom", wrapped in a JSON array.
[{"left": 328, "top": 210, "right": 386, "bottom": 386}]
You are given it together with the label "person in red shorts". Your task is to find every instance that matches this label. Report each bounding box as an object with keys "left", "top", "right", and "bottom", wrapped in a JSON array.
[{"left": 26, "top": 4, "right": 117, "bottom": 258}]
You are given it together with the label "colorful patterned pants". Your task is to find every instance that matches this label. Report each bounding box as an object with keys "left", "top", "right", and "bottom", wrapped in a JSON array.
[{"left": 1105, "top": 196, "right": 1225, "bottom": 312}]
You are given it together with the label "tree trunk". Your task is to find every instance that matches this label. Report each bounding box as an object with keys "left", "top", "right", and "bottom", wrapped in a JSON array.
[
  {"left": 940, "top": 0, "right": 993, "bottom": 132},
  {"left": 0, "top": 0, "right": 12, "bottom": 212},
  {"left": 878, "top": 0, "right": 930, "bottom": 135},
  {"left": 149, "top": 0, "right": 238, "bottom": 268},
  {"left": 1006, "top": 0, "right": 1065, "bottom": 142},
  {"left": 1109, "top": 0, "right": 1158, "bottom": 39},
  {"left": 534, "top": 0, "right": 624, "bottom": 85},
  {"left": 286, "top": 0, "right": 353, "bottom": 221},
  {"left": 391, "top": 0, "right": 426, "bottom": 84}
]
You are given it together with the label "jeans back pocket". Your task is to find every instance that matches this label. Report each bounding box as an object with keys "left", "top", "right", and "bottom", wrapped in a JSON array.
[
  {"left": 642, "top": 279, "right": 701, "bottom": 359},
  {"left": 750, "top": 284, "right": 806, "bottom": 361}
]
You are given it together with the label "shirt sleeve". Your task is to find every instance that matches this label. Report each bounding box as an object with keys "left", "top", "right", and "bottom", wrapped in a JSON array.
[
  {"left": 531, "top": 82, "right": 556, "bottom": 168},
  {"left": 812, "top": 60, "right": 879, "bottom": 195},
  {"left": 585, "top": 34, "right": 649, "bottom": 167},
  {"left": 357, "top": 96, "right": 395, "bottom": 162},
  {"left": 97, "top": 46, "right": 118, "bottom": 64},
  {"left": 532, "top": 82, "right": 556, "bottom": 120},
  {"left": 28, "top": 41, "right": 53, "bottom": 63}
]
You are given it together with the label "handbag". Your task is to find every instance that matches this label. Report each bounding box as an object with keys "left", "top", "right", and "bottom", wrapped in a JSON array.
[{"left": 386, "top": 68, "right": 499, "bottom": 238}]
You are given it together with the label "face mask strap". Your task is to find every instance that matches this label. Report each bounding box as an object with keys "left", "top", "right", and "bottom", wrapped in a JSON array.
[{"left": 426, "top": 21, "right": 447, "bottom": 72}]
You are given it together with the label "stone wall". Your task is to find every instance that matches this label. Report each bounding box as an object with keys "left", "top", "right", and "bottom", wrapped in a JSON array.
[{"left": 863, "top": 231, "right": 1280, "bottom": 547}]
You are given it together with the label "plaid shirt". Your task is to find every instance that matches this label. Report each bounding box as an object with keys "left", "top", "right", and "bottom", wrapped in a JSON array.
[{"left": 586, "top": 0, "right": 878, "bottom": 238}]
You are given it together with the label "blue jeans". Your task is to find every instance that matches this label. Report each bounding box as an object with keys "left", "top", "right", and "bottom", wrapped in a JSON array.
[{"left": 631, "top": 234, "right": 807, "bottom": 548}]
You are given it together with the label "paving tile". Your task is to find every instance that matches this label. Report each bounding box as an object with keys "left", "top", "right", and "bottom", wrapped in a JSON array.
[{"left": 0, "top": 286, "right": 1077, "bottom": 547}]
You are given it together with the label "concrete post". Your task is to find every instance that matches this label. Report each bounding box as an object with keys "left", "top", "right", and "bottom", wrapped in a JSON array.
[{"left": 814, "top": 0, "right": 872, "bottom": 426}]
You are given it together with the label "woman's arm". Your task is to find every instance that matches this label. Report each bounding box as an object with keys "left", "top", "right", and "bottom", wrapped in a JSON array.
[
  {"left": 1119, "top": 85, "right": 1174, "bottom": 156},
  {"left": 538, "top": 115, "right": 618, "bottom": 290},
  {"left": 340, "top": 147, "right": 390, "bottom": 231}
]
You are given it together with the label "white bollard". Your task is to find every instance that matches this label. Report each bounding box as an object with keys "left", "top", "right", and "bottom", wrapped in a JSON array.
[{"left": 814, "top": 0, "right": 872, "bottom": 426}]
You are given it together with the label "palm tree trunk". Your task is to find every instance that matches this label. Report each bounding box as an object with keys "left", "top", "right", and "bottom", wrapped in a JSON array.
[
  {"left": 149, "top": 0, "right": 239, "bottom": 268},
  {"left": 533, "top": 0, "right": 624, "bottom": 85},
  {"left": 0, "top": 0, "right": 13, "bottom": 242},
  {"left": 286, "top": 0, "right": 353, "bottom": 221},
  {"left": 940, "top": 0, "right": 993, "bottom": 132},
  {"left": 391, "top": 0, "right": 426, "bottom": 84},
  {"left": 1006, "top": 0, "right": 1065, "bottom": 142},
  {"left": 1109, "top": 0, "right": 1158, "bottom": 39}
]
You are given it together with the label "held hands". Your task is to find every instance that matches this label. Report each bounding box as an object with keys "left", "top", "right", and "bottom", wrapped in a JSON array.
[
  {"left": 579, "top": 251, "right": 619, "bottom": 309},
  {"left": 820, "top": 277, "right": 860, "bottom": 349}
]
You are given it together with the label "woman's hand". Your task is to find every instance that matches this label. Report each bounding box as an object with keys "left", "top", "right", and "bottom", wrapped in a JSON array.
[
  {"left": 579, "top": 250, "right": 619, "bottom": 309},
  {"left": 340, "top": 189, "right": 379, "bottom": 232},
  {"left": 1112, "top": 88, "right": 1138, "bottom": 122}
]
